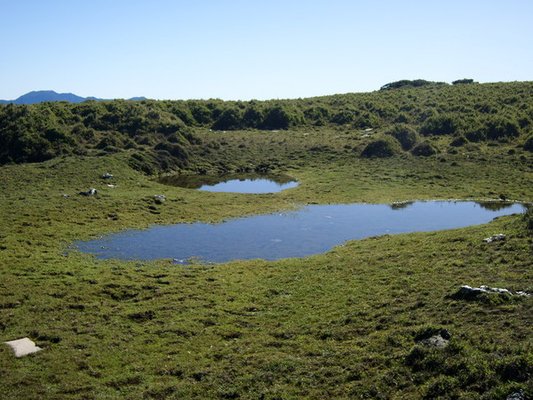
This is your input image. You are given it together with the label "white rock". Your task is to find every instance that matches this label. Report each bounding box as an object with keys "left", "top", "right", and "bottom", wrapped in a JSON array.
[
  {"left": 153, "top": 194, "right": 166, "bottom": 204},
  {"left": 480, "top": 285, "right": 511, "bottom": 295},
  {"left": 483, "top": 233, "right": 506, "bottom": 243},
  {"left": 420, "top": 334, "right": 449, "bottom": 348},
  {"left": 4, "top": 337, "right": 42, "bottom": 357}
]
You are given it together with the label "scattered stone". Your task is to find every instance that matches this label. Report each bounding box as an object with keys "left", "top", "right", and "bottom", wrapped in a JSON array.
[
  {"left": 483, "top": 233, "right": 506, "bottom": 243},
  {"left": 364, "top": 128, "right": 373, "bottom": 132},
  {"left": 4, "top": 337, "right": 42, "bottom": 357},
  {"left": 516, "top": 291, "right": 531, "bottom": 297},
  {"left": 506, "top": 390, "right": 526, "bottom": 400},
  {"left": 107, "top": 184, "right": 116, "bottom": 188},
  {"left": 62, "top": 194, "right": 70, "bottom": 198},
  {"left": 102, "top": 172, "right": 114, "bottom": 179},
  {"left": 79, "top": 188, "right": 97, "bottom": 196},
  {"left": 153, "top": 194, "right": 166, "bottom": 204}
]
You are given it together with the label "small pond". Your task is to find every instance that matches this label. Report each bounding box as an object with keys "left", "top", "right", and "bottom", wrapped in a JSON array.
[
  {"left": 158, "top": 173, "right": 298, "bottom": 193},
  {"left": 75, "top": 201, "right": 525, "bottom": 264}
]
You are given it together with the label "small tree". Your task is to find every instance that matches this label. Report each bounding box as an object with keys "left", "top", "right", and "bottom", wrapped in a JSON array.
[
  {"left": 452, "top": 79, "right": 476, "bottom": 85},
  {"left": 242, "top": 106, "right": 263, "bottom": 128},
  {"left": 212, "top": 108, "right": 242, "bottom": 130},
  {"left": 262, "top": 106, "right": 291, "bottom": 130}
]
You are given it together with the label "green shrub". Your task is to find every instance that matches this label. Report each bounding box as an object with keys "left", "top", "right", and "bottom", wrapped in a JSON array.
[
  {"left": 411, "top": 142, "right": 437, "bottom": 156},
  {"left": 465, "top": 130, "right": 486, "bottom": 142},
  {"left": 304, "top": 106, "right": 330, "bottom": 126},
  {"left": 524, "top": 136, "right": 533, "bottom": 152},
  {"left": 95, "top": 134, "right": 123, "bottom": 149},
  {"left": 213, "top": 108, "right": 242, "bottom": 130},
  {"left": 452, "top": 78, "right": 476, "bottom": 85},
  {"left": 524, "top": 206, "right": 533, "bottom": 232},
  {"left": 242, "top": 106, "right": 263, "bottom": 128},
  {"left": 154, "top": 142, "right": 189, "bottom": 160},
  {"left": 450, "top": 135, "right": 468, "bottom": 147},
  {"left": 484, "top": 116, "right": 520, "bottom": 140},
  {"left": 331, "top": 110, "right": 356, "bottom": 125},
  {"left": 420, "top": 114, "right": 459, "bottom": 136},
  {"left": 262, "top": 106, "right": 292, "bottom": 130},
  {"left": 384, "top": 124, "right": 418, "bottom": 150},
  {"left": 361, "top": 137, "right": 402, "bottom": 158}
]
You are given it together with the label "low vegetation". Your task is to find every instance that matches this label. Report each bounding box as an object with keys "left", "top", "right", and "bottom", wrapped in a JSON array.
[{"left": 0, "top": 81, "right": 531, "bottom": 399}]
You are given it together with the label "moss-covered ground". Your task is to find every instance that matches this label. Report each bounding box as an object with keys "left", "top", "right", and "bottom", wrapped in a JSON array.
[{"left": 0, "top": 128, "right": 531, "bottom": 399}]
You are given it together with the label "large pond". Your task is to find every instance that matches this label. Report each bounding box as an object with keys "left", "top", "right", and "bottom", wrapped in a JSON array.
[
  {"left": 75, "top": 201, "right": 525, "bottom": 264},
  {"left": 159, "top": 174, "right": 298, "bottom": 193}
]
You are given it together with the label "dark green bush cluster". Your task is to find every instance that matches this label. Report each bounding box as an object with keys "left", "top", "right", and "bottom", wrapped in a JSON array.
[
  {"left": 420, "top": 114, "right": 459, "bottom": 135},
  {"left": 524, "top": 206, "right": 533, "bottom": 233},
  {"left": 524, "top": 136, "right": 533, "bottom": 152},
  {"left": 361, "top": 136, "right": 402, "bottom": 158},
  {"left": 1, "top": 81, "right": 531, "bottom": 166},
  {"left": 380, "top": 79, "right": 447, "bottom": 90},
  {"left": 0, "top": 101, "right": 195, "bottom": 165},
  {"left": 411, "top": 142, "right": 437, "bottom": 157},
  {"left": 384, "top": 124, "right": 419, "bottom": 150},
  {"left": 452, "top": 78, "right": 477, "bottom": 85}
]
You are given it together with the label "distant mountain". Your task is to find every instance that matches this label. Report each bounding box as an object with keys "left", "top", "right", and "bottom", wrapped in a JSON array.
[{"left": 0, "top": 90, "right": 147, "bottom": 104}]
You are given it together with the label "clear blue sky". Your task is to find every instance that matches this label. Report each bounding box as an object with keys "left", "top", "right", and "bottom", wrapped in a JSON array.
[{"left": 1, "top": 0, "right": 532, "bottom": 100}]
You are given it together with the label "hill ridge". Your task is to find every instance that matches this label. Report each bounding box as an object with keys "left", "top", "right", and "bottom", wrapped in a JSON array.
[{"left": 0, "top": 90, "right": 147, "bottom": 104}]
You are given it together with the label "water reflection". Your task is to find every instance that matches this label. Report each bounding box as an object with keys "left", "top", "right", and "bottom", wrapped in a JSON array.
[
  {"left": 390, "top": 201, "right": 414, "bottom": 210},
  {"left": 76, "top": 201, "right": 525, "bottom": 264},
  {"left": 159, "top": 173, "right": 298, "bottom": 193},
  {"left": 476, "top": 201, "right": 514, "bottom": 211}
]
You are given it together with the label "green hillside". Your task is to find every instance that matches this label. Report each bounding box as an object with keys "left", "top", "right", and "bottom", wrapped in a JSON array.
[{"left": 0, "top": 82, "right": 531, "bottom": 399}]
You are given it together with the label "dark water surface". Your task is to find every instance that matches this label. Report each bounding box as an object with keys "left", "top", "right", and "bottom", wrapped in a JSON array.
[
  {"left": 159, "top": 174, "right": 298, "bottom": 193},
  {"left": 76, "top": 201, "right": 524, "bottom": 263}
]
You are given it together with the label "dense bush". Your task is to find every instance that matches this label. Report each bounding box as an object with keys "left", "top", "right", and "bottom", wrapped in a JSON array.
[
  {"left": 411, "top": 142, "right": 437, "bottom": 156},
  {"left": 465, "top": 129, "right": 486, "bottom": 142},
  {"left": 1, "top": 81, "right": 531, "bottom": 166},
  {"left": 483, "top": 116, "right": 520, "bottom": 140},
  {"left": 213, "top": 107, "right": 242, "bottom": 130},
  {"left": 361, "top": 137, "right": 402, "bottom": 158},
  {"left": 524, "top": 136, "right": 533, "bottom": 152},
  {"left": 384, "top": 124, "right": 418, "bottom": 150},
  {"left": 331, "top": 109, "right": 357, "bottom": 125},
  {"left": 262, "top": 105, "right": 293, "bottom": 130},
  {"left": 452, "top": 79, "right": 476, "bottom": 85},
  {"left": 380, "top": 79, "right": 447, "bottom": 90},
  {"left": 242, "top": 105, "right": 264, "bottom": 128},
  {"left": 420, "top": 114, "right": 459, "bottom": 136},
  {"left": 450, "top": 135, "right": 468, "bottom": 147}
]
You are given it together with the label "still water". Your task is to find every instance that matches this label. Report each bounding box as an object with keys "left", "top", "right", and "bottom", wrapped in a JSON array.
[
  {"left": 76, "top": 201, "right": 525, "bottom": 263},
  {"left": 159, "top": 174, "right": 298, "bottom": 193}
]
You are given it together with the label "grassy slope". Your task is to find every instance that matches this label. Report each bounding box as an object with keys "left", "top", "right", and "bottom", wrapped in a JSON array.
[{"left": 0, "top": 128, "right": 532, "bottom": 399}]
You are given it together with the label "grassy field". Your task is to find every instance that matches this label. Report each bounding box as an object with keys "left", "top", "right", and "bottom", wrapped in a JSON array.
[{"left": 0, "top": 127, "right": 532, "bottom": 399}]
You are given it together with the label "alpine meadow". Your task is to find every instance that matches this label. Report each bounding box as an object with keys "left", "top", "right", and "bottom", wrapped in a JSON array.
[{"left": 0, "top": 78, "right": 532, "bottom": 399}]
